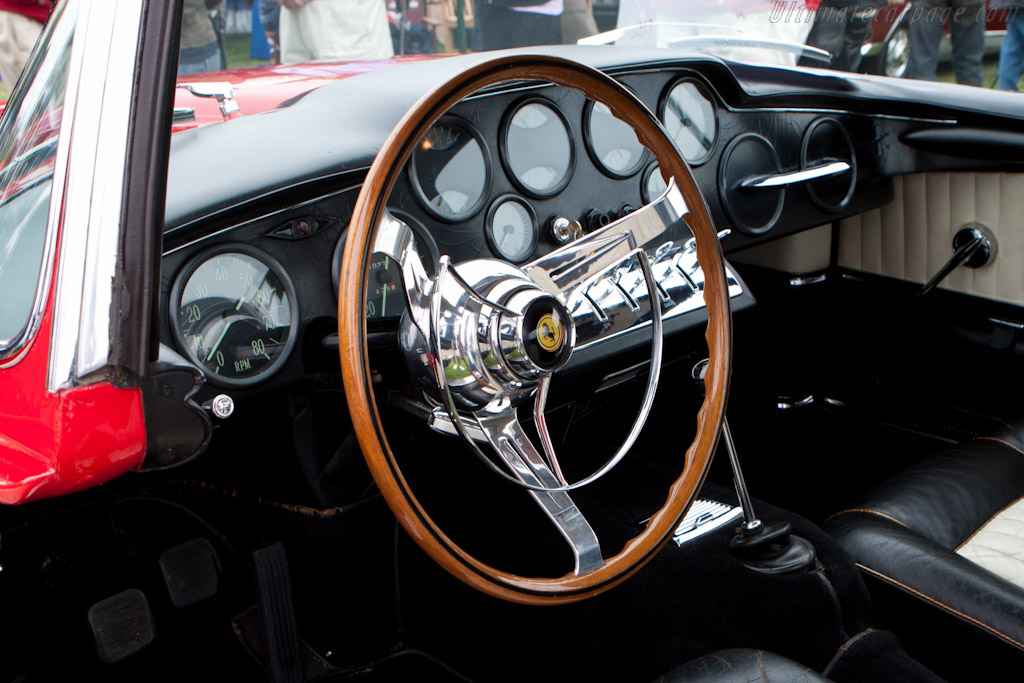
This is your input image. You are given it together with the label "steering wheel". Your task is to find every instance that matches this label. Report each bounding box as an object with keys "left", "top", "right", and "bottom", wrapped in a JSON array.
[{"left": 339, "top": 55, "right": 731, "bottom": 605}]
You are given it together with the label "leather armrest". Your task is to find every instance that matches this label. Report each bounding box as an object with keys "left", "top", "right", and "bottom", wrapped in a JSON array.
[{"left": 827, "top": 513, "right": 1024, "bottom": 652}]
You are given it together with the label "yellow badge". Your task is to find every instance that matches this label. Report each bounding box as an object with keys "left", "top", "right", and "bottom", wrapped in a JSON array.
[{"left": 536, "top": 313, "right": 563, "bottom": 352}]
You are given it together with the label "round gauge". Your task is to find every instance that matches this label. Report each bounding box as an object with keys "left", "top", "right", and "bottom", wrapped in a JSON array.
[
  {"left": 331, "top": 215, "right": 438, "bottom": 320},
  {"left": 585, "top": 101, "right": 646, "bottom": 177},
  {"left": 486, "top": 196, "right": 537, "bottom": 263},
  {"left": 502, "top": 99, "right": 574, "bottom": 197},
  {"left": 411, "top": 117, "right": 489, "bottom": 221},
  {"left": 642, "top": 163, "right": 669, "bottom": 203},
  {"left": 171, "top": 245, "right": 299, "bottom": 387},
  {"left": 660, "top": 79, "right": 718, "bottom": 164}
]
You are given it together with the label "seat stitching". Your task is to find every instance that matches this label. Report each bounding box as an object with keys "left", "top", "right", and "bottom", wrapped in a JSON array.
[
  {"left": 972, "top": 436, "right": 1024, "bottom": 457},
  {"left": 956, "top": 495, "right": 1024, "bottom": 551},
  {"left": 824, "top": 508, "right": 909, "bottom": 527},
  {"left": 856, "top": 563, "right": 1024, "bottom": 651}
]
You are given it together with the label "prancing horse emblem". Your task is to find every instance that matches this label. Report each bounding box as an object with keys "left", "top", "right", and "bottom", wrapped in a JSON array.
[{"left": 536, "top": 313, "right": 563, "bottom": 353}]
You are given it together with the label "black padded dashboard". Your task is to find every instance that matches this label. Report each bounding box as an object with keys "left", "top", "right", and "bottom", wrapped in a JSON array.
[{"left": 159, "top": 46, "right": 1024, "bottom": 397}]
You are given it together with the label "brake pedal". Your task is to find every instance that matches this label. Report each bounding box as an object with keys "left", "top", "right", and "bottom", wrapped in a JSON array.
[
  {"left": 160, "top": 537, "right": 220, "bottom": 608},
  {"left": 87, "top": 588, "right": 156, "bottom": 664}
]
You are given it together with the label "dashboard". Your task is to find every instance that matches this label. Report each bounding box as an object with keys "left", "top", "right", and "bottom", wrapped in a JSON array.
[{"left": 160, "top": 58, "right": 907, "bottom": 399}]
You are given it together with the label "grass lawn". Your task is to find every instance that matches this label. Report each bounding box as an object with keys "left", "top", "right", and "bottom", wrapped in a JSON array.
[
  {"left": 936, "top": 56, "right": 998, "bottom": 87},
  {"left": 224, "top": 32, "right": 272, "bottom": 70}
]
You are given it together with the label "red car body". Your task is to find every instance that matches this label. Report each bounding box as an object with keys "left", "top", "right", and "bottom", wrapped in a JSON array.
[{"left": 171, "top": 55, "right": 439, "bottom": 133}]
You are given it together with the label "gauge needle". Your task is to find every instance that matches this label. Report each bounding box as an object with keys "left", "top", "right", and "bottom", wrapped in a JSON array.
[
  {"left": 206, "top": 320, "right": 233, "bottom": 362},
  {"left": 236, "top": 297, "right": 245, "bottom": 311},
  {"left": 500, "top": 226, "right": 514, "bottom": 250},
  {"left": 381, "top": 256, "right": 389, "bottom": 317}
]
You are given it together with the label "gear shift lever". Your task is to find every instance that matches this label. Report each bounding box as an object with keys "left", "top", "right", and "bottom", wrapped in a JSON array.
[{"left": 694, "top": 360, "right": 816, "bottom": 574}]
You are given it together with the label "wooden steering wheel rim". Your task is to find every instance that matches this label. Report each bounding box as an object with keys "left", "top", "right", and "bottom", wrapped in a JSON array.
[{"left": 339, "top": 55, "right": 731, "bottom": 605}]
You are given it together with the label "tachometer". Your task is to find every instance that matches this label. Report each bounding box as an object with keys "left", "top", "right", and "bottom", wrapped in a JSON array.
[{"left": 170, "top": 245, "right": 299, "bottom": 387}]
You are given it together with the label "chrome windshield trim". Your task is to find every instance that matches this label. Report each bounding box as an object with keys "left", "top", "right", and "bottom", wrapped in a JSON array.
[
  {"left": 48, "top": 0, "right": 144, "bottom": 391},
  {"left": 668, "top": 35, "right": 832, "bottom": 64},
  {"left": 578, "top": 22, "right": 740, "bottom": 46},
  {"left": 0, "top": 1, "right": 79, "bottom": 369}
]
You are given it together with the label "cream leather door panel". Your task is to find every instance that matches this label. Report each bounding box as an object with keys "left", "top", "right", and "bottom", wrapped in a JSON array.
[{"left": 838, "top": 172, "right": 1024, "bottom": 307}]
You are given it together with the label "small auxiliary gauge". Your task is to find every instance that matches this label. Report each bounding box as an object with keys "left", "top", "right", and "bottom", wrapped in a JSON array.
[{"left": 486, "top": 196, "right": 538, "bottom": 263}]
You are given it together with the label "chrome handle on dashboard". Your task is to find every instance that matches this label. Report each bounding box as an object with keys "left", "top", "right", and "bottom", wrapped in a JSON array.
[{"left": 740, "top": 160, "right": 851, "bottom": 189}]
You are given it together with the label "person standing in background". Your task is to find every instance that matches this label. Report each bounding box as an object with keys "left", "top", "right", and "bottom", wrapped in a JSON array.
[
  {"left": 802, "top": 1, "right": 887, "bottom": 72},
  {"left": 993, "top": 0, "right": 1024, "bottom": 89},
  {"left": 276, "top": 0, "right": 393, "bottom": 64},
  {"left": 473, "top": 0, "right": 563, "bottom": 50},
  {"left": 561, "top": 0, "right": 597, "bottom": 44},
  {"left": 261, "top": 0, "right": 282, "bottom": 64},
  {"left": 179, "top": 0, "right": 225, "bottom": 76},
  {"left": 905, "top": 0, "right": 985, "bottom": 85},
  {"left": 0, "top": 0, "right": 52, "bottom": 88}
]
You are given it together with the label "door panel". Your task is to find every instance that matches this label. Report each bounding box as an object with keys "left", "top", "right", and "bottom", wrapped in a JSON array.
[{"left": 838, "top": 172, "right": 1024, "bottom": 306}]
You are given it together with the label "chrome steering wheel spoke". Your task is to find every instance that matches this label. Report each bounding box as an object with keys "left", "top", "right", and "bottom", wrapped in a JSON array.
[
  {"left": 372, "top": 161, "right": 669, "bottom": 561},
  {"left": 476, "top": 409, "right": 604, "bottom": 575},
  {"left": 373, "top": 209, "right": 433, "bottom": 338},
  {"left": 524, "top": 178, "right": 688, "bottom": 305}
]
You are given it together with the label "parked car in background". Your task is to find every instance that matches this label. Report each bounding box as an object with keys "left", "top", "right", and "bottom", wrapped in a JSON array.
[{"left": 861, "top": 0, "right": 1007, "bottom": 77}]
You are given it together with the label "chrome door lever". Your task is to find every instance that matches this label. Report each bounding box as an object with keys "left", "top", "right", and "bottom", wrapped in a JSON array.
[{"left": 920, "top": 224, "right": 997, "bottom": 296}]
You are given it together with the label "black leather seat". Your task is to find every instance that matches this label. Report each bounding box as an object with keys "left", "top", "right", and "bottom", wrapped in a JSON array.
[
  {"left": 826, "top": 420, "right": 1024, "bottom": 674},
  {"left": 653, "top": 649, "right": 831, "bottom": 682}
]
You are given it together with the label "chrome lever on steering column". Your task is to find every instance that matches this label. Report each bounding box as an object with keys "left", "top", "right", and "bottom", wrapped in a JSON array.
[
  {"left": 693, "top": 359, "right": 760, "bottom": 532},
  {"left": 693, "top": 359, "right": 816, "bottom": 575}
]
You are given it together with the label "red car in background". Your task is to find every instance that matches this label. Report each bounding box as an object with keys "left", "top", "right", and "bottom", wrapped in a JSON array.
[{"left": 861, "top": 0, "right": 1008, "bottom": 77}]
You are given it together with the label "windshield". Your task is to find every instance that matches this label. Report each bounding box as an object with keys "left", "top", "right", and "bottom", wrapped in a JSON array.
[
  {"left": 172, "top": 1, "right": 949, "bottom": 129},
  {"left": 605, "top": 0, "right": 817, "bottom": 65}
]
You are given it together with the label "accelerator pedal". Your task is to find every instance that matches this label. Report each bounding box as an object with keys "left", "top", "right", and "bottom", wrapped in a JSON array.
[
  {"left": 87, "top": 588, "right": 156, "bottom": 664},
  {"left": 254, "top": 543, "right": 303, "bottom": 683},
  {"left": 160, "top": 537, "right": 220, "bottom": 608}
]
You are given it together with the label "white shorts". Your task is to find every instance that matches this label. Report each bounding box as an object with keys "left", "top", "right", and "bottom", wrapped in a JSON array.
[
  {"left": 0, "top": 10, "right": 43, "bottom": 89},
  {"left": 280, "top": 0, "right": 394, "bottom": 64}
]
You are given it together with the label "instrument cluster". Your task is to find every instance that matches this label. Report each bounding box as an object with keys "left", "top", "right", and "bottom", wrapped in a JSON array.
[{"left": 164, "top": 72, "right": 725, "bottom": 389}]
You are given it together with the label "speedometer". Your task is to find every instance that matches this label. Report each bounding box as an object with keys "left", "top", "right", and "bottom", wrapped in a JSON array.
[
  {"left": 331, "top": 215, "right": 438, "bottom": 320},
  {"left": 170, "top": 245, "right": 299, "bottom": 387}
]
